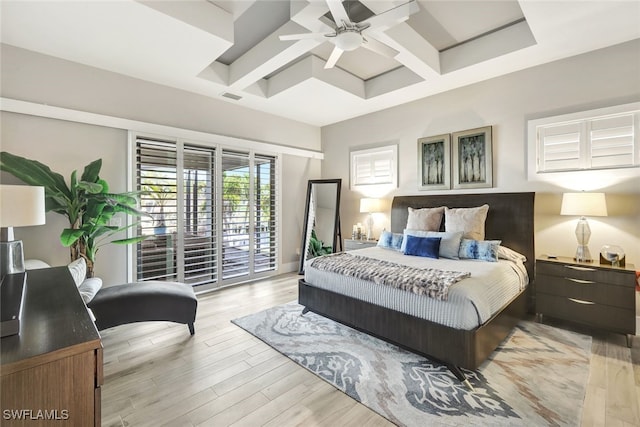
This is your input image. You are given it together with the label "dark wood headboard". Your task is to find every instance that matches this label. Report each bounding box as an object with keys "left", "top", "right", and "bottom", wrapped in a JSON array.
[{"left": 391, "top": 193, "right": 535, "bottom": 281}]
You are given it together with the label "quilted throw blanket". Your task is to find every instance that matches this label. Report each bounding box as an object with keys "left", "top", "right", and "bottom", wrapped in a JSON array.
[{"left": 309, "top": 253, "right": 471, "bottom": 301}]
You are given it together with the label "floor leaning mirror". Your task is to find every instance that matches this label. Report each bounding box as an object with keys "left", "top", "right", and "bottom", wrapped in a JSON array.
[{"left": 299, "top": 179, "right": 342, "bottom": 274}]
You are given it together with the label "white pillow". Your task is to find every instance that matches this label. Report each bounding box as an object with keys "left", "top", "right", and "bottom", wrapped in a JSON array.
[
  {"left": 78, "top": 278, "right": 102, "bottom": 304},
  {"left": 406, "top": 206, "right": 445, "bottom": 231},
  {"left": 444, "top": 205, "right": 489, "bottom": 240},
  {"left": 400, "top": 229, "right": 463, "bottom": 260},
  {"left": 497, "top": 245, "right": 527, "bottom": 262},
  {"left": 67, "top": 258, "right": 87, "bottom": 287}
]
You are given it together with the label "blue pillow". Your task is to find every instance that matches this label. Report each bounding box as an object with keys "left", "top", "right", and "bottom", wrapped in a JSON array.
[
  {"left": 403, "top": 235, "right": 441, "bottom": 258},
  {"left": 377, "top": 231, "right": 403, "bottom": 251},
  {"left": 458, "top": 239, "right": 501, "bottom": 262}
]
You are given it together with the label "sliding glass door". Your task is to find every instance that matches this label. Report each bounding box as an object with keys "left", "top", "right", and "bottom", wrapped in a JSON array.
[{"left": 134, "top": 135, "right": 278, "bottom": 288}]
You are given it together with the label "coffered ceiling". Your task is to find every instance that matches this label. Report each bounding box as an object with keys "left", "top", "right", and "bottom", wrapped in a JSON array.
[{"left": 1, "top": 1, "right": 639, "bottom": 126}]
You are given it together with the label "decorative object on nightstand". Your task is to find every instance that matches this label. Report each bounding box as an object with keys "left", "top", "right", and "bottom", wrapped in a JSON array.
[
  {"left": 360, "top": 198, "right": 383, "bottom": 240},
  {"left": 560, "top": 192, "right": 607, "bottom": 262},
  {"left": 536, "top": 255, "right": 636, "bottom": 347},
  {"left": 599, "top": 244, "right": 625, "bottom": 267}
]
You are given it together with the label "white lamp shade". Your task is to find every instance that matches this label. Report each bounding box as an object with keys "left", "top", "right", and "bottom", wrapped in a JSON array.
[
  {"left": 334, "top": 31, "right": 362, "bottom": 51},
  {"left": 0, "top": 185, "right": 46, "bottom": 227},
  {"left": 359, "top": 198, "right": 383, "bottom": 214},
  {"left": 560, "top": 192, "right": 608, "bottom": 217}
]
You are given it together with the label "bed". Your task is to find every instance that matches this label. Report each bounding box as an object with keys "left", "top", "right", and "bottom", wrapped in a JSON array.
[{"left": 298, "top": 192, "right": 535, "bottom": 386}]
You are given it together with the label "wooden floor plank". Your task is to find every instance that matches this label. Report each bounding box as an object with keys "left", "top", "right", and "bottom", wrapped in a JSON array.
[{"left": 100, "top": 272, "right": 639, "bottom": 427}]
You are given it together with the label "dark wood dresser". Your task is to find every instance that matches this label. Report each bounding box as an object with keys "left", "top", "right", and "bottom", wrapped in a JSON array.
[
  {"left": 536, "top": 255, "right": 636, "bottom": 347},
  {"left": 1, "top": 267, "right": 103, "bottom": 426}
]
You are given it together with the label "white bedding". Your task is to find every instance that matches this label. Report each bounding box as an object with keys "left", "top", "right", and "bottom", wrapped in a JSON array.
[{"left": 304, "top": 246, "right": 528, "bottom": 330}]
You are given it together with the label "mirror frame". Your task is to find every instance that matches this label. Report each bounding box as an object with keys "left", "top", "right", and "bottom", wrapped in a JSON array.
[{"left": 298, "top": 179, "right": 342, "bottom": 274}]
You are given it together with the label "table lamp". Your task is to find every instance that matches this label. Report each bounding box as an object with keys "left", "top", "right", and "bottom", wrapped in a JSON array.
[
  {"left": 359, "top": 198, "right": 383, "bottom": 240},
  {"left": 0, "top": 185, "right": 46, "bottom": 278},
  {"left": 560, "top": 192, "right": 607, "bottom": 262}
]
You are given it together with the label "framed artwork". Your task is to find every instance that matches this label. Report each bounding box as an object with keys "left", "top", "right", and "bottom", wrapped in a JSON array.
[
  {"left": 452, "top": 126, "right": 493, "bottom": 189},
  {"left": 418, "top": 134, "right": 450, "bottom": 190}
]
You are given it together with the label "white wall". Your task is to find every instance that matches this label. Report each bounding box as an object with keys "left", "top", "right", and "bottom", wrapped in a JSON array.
[
  {"left": 322, "top": 39, "right": 640, "bottom": 265},
  {"left": 1, "top": 45, "right": 322, "bottom": 285}
]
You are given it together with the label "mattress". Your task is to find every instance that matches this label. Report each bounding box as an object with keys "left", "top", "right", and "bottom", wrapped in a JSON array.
[{"left": 303, "top": 246, "right": 528, "bottom": 330}]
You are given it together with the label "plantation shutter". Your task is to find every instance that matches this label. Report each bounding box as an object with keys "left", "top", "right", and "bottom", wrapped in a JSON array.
[
  {"left": 538, "top": 122, "right": 583, "bottom": 172},
  {"left": 221, "top": 150, "right": 251, "bottom": 280},
  {"left": 536, "top": 109, "right": 639, "bottom": 173},
  {"left": 182, "top": 145, "right": 216, "bottom": 286},
  {"left": 350, "top": 145, "right": 398, "bottom": 187},
  {"left": 254, "top": 154, "right": 277, "bottom": 273},
  {"left": 136, "top": 138, "right": 179, "bottom": 281},
  {"left": 589, "top": 114, "right": 635, "bottom": 168}
]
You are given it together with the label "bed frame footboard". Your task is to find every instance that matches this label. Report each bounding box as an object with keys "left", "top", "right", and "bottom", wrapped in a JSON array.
[{"left": 299, "top": 278, "right": 526, "bottom": 371}]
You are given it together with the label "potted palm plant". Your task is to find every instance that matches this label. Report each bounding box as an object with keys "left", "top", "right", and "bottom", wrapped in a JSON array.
[{"left": 0, "top": 152, "right": 148, "bottom": 278}]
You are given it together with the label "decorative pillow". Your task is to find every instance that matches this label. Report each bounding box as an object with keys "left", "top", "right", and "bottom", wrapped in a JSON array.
[
  {"left": 406, "top": 206, "right": 445, "bottom": 231},
  {"left": 403, "top": 235, "right": 441, "bottom": 259},
  {"left": 445, "top": 204, "right": 489, "bottom": 240},
  {"left": 67, "top": 258, "right": 87, "bottom": 287},
  {"left": 459, "top": 239, "right": 501, "bottom": 262},
  {"left": 78, "top": 277, "right": 102, "bottom": 304},
  {"left": 497, "top": 245, "right": 527, "bottom": 262},
  {"left": 425, "top": 231, "right": 464, "bottom": 259},
  {"left": 377, "top": 231, "right": 403, "bottom": 251}
]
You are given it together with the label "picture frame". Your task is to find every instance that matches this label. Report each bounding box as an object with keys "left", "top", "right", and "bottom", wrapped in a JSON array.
[
  {"left": 418, "top": 134, "right": 450, "bottom": 190},
  {"left": 452, "top": 126, "right": 493, "bottom": 189}
]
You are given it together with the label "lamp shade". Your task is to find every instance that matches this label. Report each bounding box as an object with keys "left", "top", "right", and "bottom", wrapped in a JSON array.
[
  {"left": 560, "top": 192, "right": 607, "bottom": 217},
  {"left": 0, "top": 185, "right": 46, "bottom": 227},
  {"left": 359, "top": 198, "right": 383, "bottom": 214}
]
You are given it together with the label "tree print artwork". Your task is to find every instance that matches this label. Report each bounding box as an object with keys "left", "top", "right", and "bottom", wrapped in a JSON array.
[
  {"left": 458, "top": 133, "right": 486, "bottom": 183},
  {"left": 422, "top": 141, "right": 445, "bottom": 185}
]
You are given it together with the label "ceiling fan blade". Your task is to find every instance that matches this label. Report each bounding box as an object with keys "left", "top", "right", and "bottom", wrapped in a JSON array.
[
  {"left": 362, "top": 0, "right": 419, "bottom": 31},
  {"left": 279, "top": 33, "right": 325, "bottom": 41},
  {"left": 325, "top": 46, "right": 344, "bottom": 69},
  {"left": 326, "top": 0, "right": 351, "bottom": 26},
  {"left": 362, "top": 36, "right": 398, "bottom": 58}
]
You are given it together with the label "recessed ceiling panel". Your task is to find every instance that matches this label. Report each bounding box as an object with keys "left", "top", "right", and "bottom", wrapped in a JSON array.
[
  {"left": 217, "top": 0, "right": 290, "bottom": 65},
  {"left": 408, "top": 0, "right": 525, "bottom": 51},
  {"left": 310, "top": 42, "right": 400, "bottom": 80}
]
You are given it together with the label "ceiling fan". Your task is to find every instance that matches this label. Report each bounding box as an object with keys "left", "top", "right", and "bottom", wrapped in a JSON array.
[{"left": 279, "top": 0, "right": 419, "bottom": 69}]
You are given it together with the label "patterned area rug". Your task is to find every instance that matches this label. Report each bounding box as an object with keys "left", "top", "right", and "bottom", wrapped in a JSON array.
[{"left": 232, "top": 302, "right": 591, "bottom": 427}]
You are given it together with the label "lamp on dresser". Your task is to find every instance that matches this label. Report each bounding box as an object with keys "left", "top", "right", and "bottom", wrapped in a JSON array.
[
  {"left": 0, "top": 185, "right": 46, "bottom": 278},
  {"left": 0, "top": 185, "right": 45, "bottom": 338},
  {"left": 560, "top": 192, "right": 607, "bottom": 262}
]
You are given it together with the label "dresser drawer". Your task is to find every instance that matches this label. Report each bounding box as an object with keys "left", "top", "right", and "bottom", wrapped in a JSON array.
[
  {"left": 537, "top": 274, "right": 634, "bottom": 310},
  {"left": 537, "top": 293, "right": 635, "bottom": 334},
  {"left": 536, "top": 261, "right": 634, "bottom": 287}
]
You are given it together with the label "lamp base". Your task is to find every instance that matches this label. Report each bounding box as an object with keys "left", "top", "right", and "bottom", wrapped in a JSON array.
[
  {"left": 1, "top": 240, "right": 26, "bottom": 277},
  {"left": 574, "top": 245, "right": 593, "bottom": 263}
]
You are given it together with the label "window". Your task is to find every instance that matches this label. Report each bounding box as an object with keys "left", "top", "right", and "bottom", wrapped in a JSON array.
[
  {"left": 532, "top": 104, "right": 639, "bottom": 173},
  {"left": 134, "top": 135, "right": 278, "bottom": 288},
  {"left": 350, "top": 144, "right": 398, "bottom": 188}
]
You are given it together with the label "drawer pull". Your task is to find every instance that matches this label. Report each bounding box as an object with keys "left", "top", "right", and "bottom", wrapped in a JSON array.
[
  {"left": 565, "top": 278, "right": 595, "bottom": 285},
  {"left": 568, "top": 297, "right": 595, "bottom": 305},
  {"left": 564, "top": 265, "right": 596, "bottom": 272}
]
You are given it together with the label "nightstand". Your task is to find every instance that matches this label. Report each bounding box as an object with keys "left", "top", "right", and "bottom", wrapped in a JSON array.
[
  {"left": 344, "top": 239, "right": 378, "bottom": 250},
  {"left": 536, "top": 255, "right": 636, "bottom": 347}
]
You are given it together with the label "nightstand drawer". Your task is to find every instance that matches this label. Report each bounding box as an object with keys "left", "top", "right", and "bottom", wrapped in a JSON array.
[
  {"left": 537, "top": 293, "right": 635, "bottom": 334},
  {"left": 537, "top": 274, "right": 634, "bottom": 310},
  {"left": 536, "top": 261, "right": 634, "bottom": 287}
]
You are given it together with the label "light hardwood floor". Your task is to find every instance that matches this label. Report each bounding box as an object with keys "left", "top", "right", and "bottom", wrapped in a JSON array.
[{"left": 100, "top": 273, "right": 640, "bottom": 427}]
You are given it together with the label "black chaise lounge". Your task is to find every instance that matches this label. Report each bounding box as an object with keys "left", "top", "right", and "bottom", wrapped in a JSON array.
[{"left": 87, "top": 281, "right": 198, "bottom": 335}]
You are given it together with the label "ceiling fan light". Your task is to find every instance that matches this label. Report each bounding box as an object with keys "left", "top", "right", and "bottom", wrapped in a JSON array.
[{"left": 335, "top": 31, "right": 362, "bottom": 51}]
